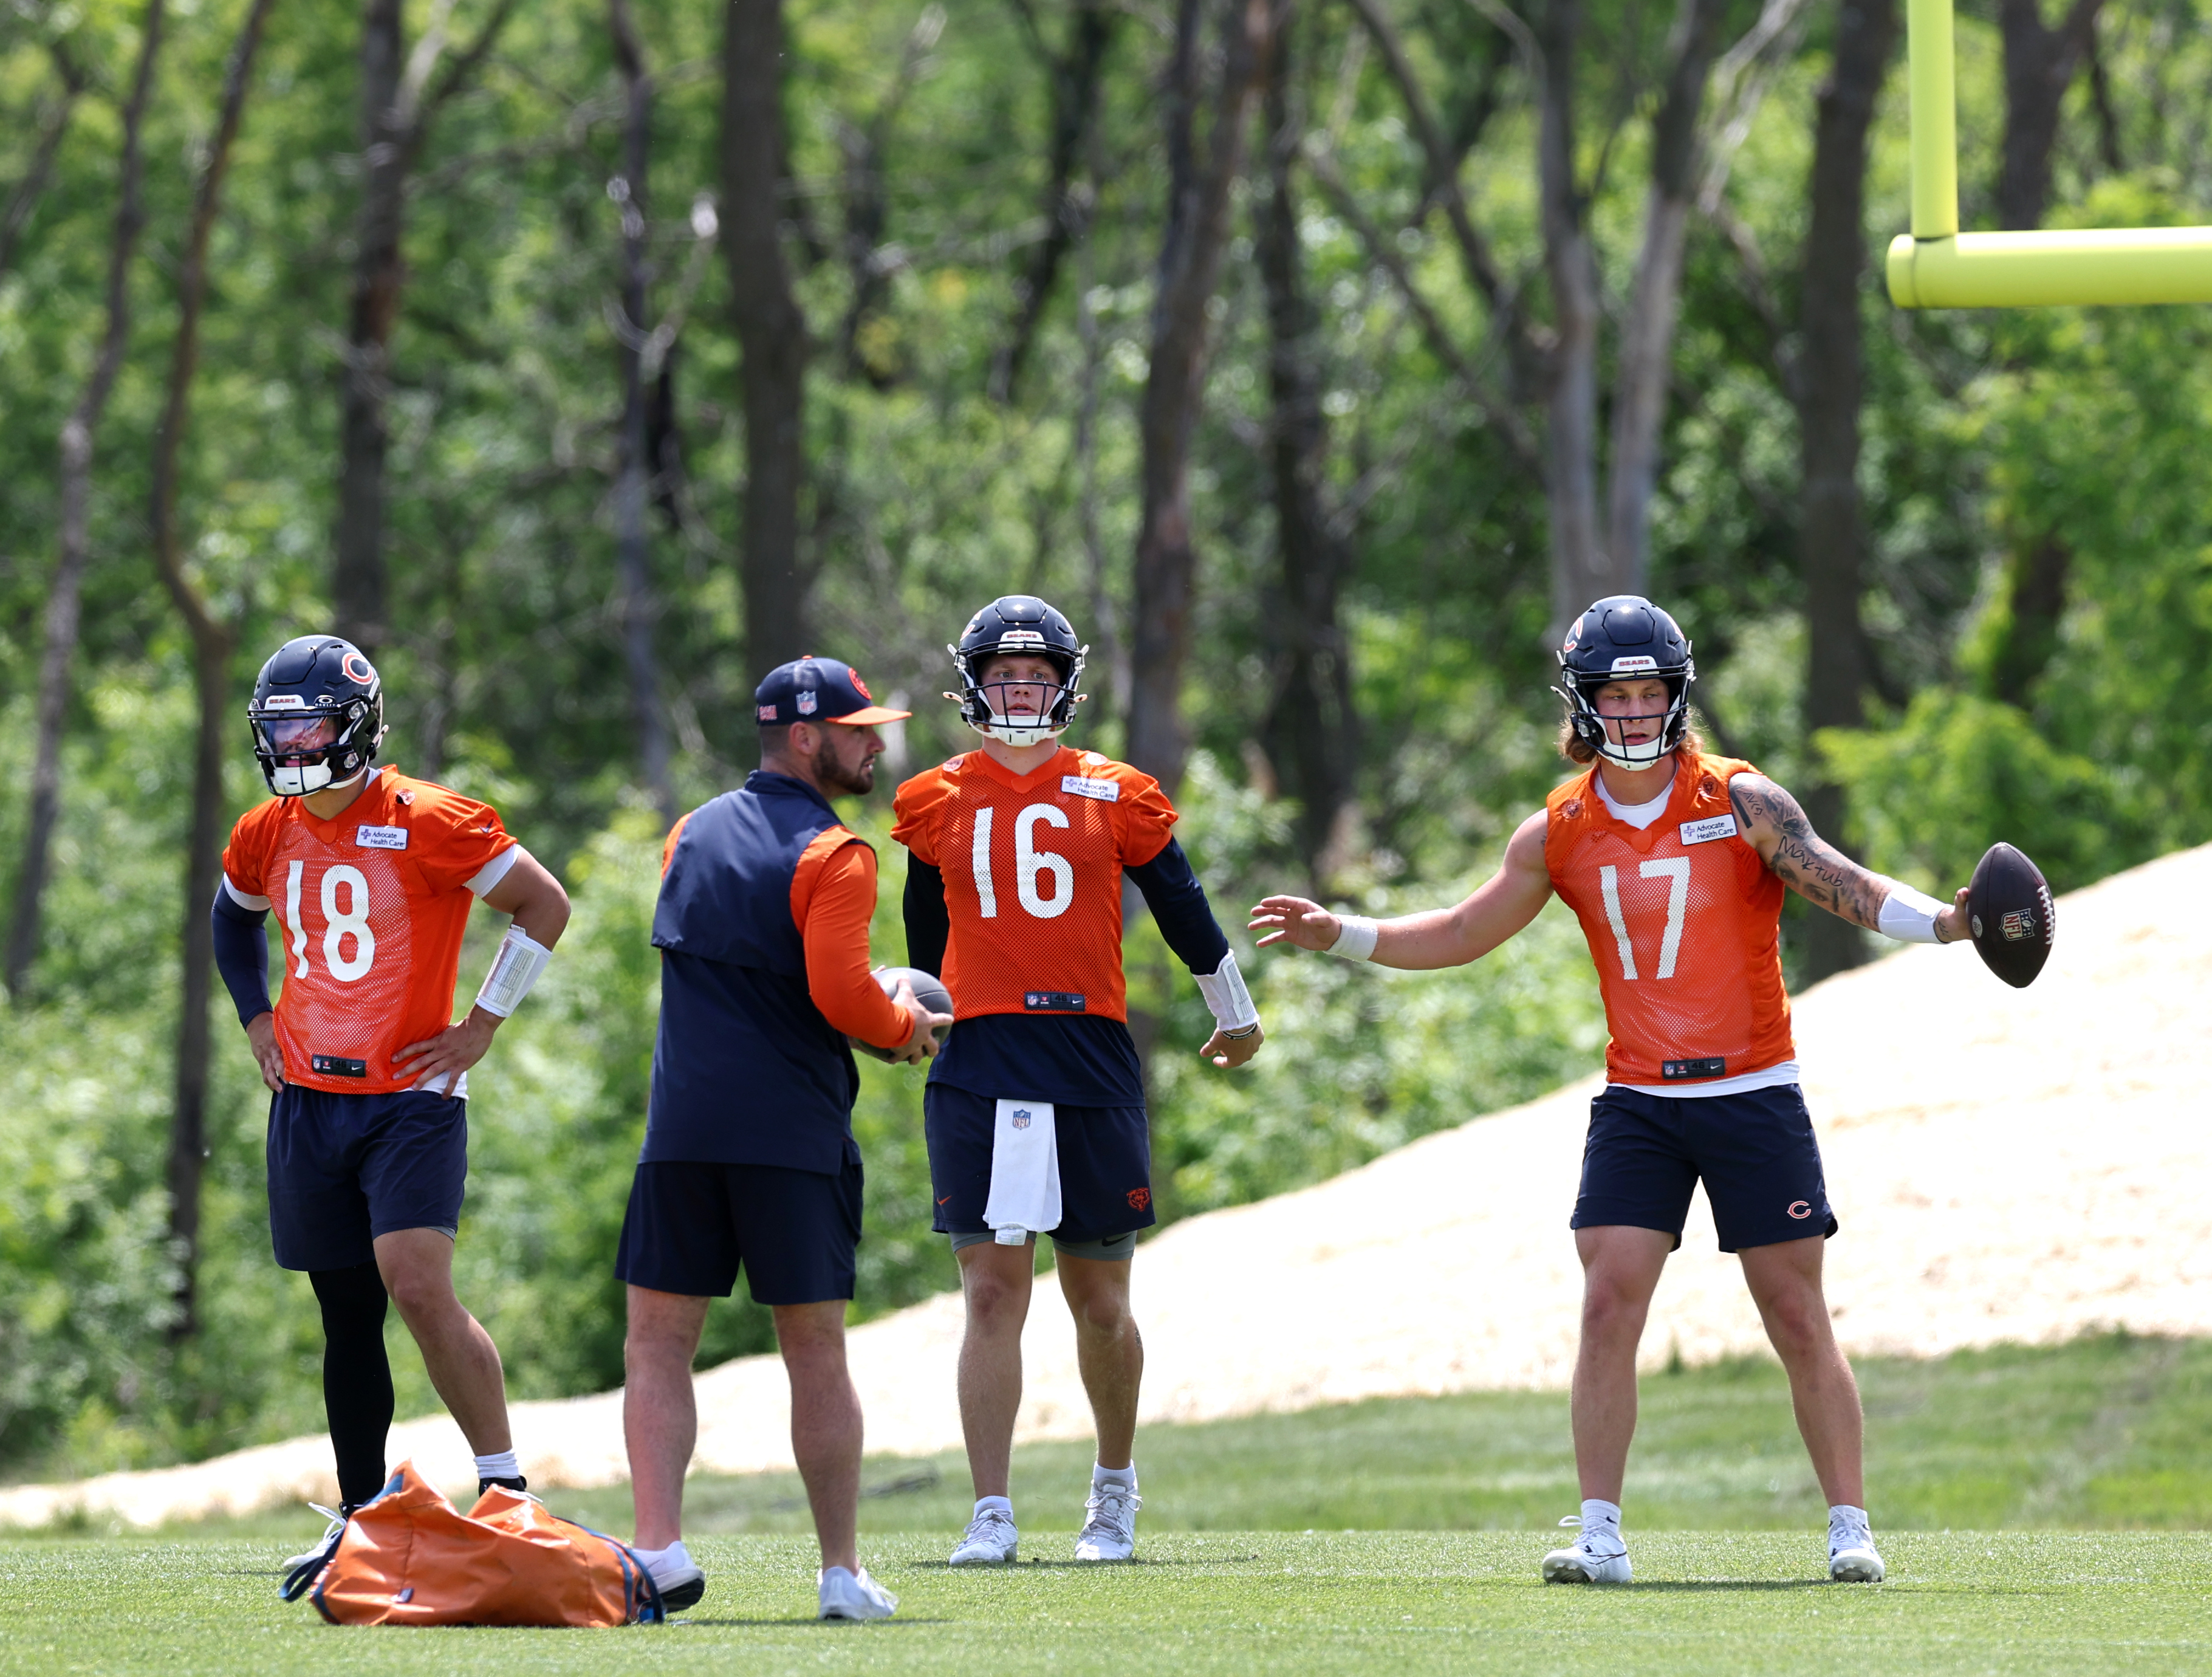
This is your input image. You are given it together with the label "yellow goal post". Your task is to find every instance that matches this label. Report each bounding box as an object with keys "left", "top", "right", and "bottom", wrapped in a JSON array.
[{"left": 1886, "top": 0, "right": 2212, "bottom": 307}]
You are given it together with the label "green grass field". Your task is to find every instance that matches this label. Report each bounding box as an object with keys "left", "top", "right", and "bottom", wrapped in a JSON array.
[{"left": 8, "top": 1333, "right": 2211, "bottom": 1673}]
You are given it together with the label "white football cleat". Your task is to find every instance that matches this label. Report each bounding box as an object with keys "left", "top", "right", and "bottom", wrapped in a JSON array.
[
  {"left": 950, "top": 1505, "right": 1019, "bottom": 1565},
  {"left": 639, "top": 1539, "right": 707, "bottom": 1611},
  {"left": 1829, "top": 1508, "right": 1886, "bottom": 1583},
  {"left": 1542, "top": 1516, "right": 1633, "bottom": 1584},
  {"left": 818, "top": 1565, "right": 898, "bottom": 1620},
  {"left": 281, "top": 1503, "right": 347, "bottom": 1574},
  {"left": 1073, "top": 1480, "right": 1140, "bottom": 1562}
]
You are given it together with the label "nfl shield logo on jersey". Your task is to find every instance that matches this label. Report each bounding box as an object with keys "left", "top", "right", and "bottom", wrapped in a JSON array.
[{"left": 1012, "top": 1109, "right": 1032, "bottom": 1130}]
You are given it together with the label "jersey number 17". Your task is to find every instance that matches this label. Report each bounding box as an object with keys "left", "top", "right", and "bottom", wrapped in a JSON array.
[{"left": 1597, "top": 858, "right": 1690, "bottom": 981}]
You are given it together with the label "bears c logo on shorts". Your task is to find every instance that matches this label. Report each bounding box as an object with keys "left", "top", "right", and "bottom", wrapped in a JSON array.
[{"left": 1787, "top": 1200, "right": 1812, "bottom": 1219}]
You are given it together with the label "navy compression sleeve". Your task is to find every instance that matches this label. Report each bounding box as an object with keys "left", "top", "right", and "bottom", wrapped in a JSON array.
[
  {"left": 1126, "top": 837, "right": 1231, "bottom": 975},
  {"left": 903, "top": 858, "right": 951, "bottom": 977},
  {"left": 211, "top": 885, "right": 274, "bottom": 1026}
]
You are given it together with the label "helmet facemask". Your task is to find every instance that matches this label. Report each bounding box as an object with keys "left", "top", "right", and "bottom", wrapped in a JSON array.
[
  {"left": 250, "top": 699, "right": 383, "bottom": 796},
  {"left": 950, "top": 643, "right": 1086, "bottom": 747},
  {"left": 1556, "top": 669, "right": 1694, "bottom": 771}
]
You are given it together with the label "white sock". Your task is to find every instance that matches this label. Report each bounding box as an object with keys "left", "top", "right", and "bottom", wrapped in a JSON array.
[
  {"left": 1581, "top": 1498, "right": 1623, "bottom": 1538},
  {"left": 820, "top": 1565, "right": 856, "bottom": 1586},
  {"left": 1094, "top": 1461, "right": 1136, "bottom": 1488},
  {"left": 974, "top": 1495, "right": 1013, "bottom": 1518},
  {"left": 473, "top": 1450, "right": 521, "bottom": 1481},
  {"left": 1829, "top": 1503, "right": 1871, "bottom": 1534},
  {"left": 633, "top": 1538, "right": 691, "bottom": 1571}
]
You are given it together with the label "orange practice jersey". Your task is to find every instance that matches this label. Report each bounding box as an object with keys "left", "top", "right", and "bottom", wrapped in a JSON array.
[
  {"left": 891, "top": 746, "right": 1177, "bottom": 1023},
  {"left": 221, "top": 768, "right": 517, "bottom": 1094},
  {"left": 1543, "top": 751, "right": 1792, "bottom": 1087}
]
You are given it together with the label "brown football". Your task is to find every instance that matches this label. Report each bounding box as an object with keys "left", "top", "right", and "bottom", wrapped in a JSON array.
[{"left": 1965, "top": 842, "right": 2054, "bottom": 989}]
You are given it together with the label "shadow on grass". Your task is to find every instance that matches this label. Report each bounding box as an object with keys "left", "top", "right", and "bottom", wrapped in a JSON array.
[
  {"left": 904, "top": 1555, "right": 1264, "bottom": 1569},
  {"left": 673, "top": 1616, "right": 948, "bottom": 1628}
]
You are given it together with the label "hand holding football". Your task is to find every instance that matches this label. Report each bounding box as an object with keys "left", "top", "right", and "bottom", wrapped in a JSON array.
[
  {"left": 854, "top": 966, "right": 956, "bottom": 1062},
  {"left": 1965, "top": 842, "right": 2054, "bottom": 989}
]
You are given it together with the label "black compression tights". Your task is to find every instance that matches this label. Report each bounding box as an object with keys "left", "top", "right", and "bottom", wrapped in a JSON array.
[{"left": 309, "top": 1261, "right": 394, "bottom": 1509}]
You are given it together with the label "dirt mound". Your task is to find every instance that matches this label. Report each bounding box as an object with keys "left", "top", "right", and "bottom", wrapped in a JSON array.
[{"left": 9, "top": 845, "right": 2202, "bottom": 1529}]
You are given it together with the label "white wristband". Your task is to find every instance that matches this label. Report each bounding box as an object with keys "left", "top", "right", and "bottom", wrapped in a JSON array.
[
  {"left": 474, "top": 925, "right": 552, "bottom": 1017},
  {"left": 1193, "top": 952, "right": 1261, "bottom": 1034},
  {"left": 1876, "top": 883, "right": 1948, "bottom": 945},
  {"left": 1326, "top": 914, "right": 1379, "bottom": 962}
]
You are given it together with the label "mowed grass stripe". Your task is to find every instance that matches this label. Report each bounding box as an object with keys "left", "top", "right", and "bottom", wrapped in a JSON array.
[
  {"left": 1, "top": 1532, "right": 2208, "bottom": 1676},
  {"left": 39, "top": 1330, "right": 2212, "bottom": 1546}
]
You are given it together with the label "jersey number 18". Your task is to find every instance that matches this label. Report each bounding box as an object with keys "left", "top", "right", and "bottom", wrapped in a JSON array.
[{"left": 284, "top": 859, "right": 377, "bottom": 981}]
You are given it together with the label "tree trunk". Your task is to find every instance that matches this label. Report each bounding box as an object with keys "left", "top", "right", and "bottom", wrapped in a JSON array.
[
  {"left": 0, "top": 41, "right": 89, "bottom": 283},
  {"left": 1795, "top": 0, "right": 1897, "bottom": 986},
  {"left": 990, "top": 0, "right": 1119, "bottom": 403},
  {"left": 1256, "top": 1, "right": 1357, "bottom": 880},
  {"left": 609, "top": 0, "right": 674, "bottom": 826},
  {"left": 723, "top": 0, "right": 809, "bottom": 681},
  {"left": 330, "top": 0, "right": 516, "bottom": 655},
  {"left": 149, "top": 0, "right": 272, "bottom": 1339},
  {"left": 1604, "top": 0, "right": 1731, "bottom": 585},
  {"left": 1532, "top": 0, "right": 1609, "bottom": 626},
  {"left": 5, "top": 0, "right": 166, "bottom": 1006},
  {"left": 1124, "top": 0, "right": 1270, "bottom": 794},
  {"left": 1987, "top": 0, "right": 2103, "bottom": 704},
  {"left": 1995, "top": 0, "right": 2104, "bottom": 232},
  {"left": 333, "top": 0, "right": 408, "bottom": 656}
]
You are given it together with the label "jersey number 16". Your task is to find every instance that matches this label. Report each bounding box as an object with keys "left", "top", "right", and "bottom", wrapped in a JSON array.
[{"left": 970, "top": 804, "right": 1073, "bottom": 921}]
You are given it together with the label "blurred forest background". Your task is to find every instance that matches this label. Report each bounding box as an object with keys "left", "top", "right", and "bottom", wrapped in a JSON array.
[{"left": 3, "top": 0, "right": 2210, "bottom": 1482}]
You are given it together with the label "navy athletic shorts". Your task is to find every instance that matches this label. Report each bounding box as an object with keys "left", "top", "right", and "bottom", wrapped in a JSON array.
[
  {"left": 925, "top": 1084, "right": 1156, "bottom": 1247},
  {"left": 1570, "top": 1082, "right": 1838, "bottom": 1253},
  {"left": 265, "top": 1085, "right": 470, "bottom": 1271},
  {"left": 614, "top": 1142, "right": 863, "bottom": 1305}
]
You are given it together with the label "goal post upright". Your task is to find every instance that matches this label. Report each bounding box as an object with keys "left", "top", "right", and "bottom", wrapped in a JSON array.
[{"left": 1886, "top": 0, "right": 2212, "bottom": 307}]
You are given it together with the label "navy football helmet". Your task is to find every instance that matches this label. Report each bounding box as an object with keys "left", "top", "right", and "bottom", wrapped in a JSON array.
[
  {"left": 248, "top": 635, "right": 387, "bottom": 796},
  {"left": 949, "top": 595, "right": 1087, "bottom": 747},
  {"left": 1553, "top": 596, "right": 1696, "bottom": 770}
]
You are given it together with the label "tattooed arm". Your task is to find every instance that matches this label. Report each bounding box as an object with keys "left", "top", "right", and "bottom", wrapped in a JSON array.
[{"left": 1728, "top": 773, "right": 1971, "bottom": 938}]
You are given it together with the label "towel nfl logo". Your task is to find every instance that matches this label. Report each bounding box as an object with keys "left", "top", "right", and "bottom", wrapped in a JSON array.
[{"left": 1012, "top": 1109, "right": 1032, "bottom": 1130}]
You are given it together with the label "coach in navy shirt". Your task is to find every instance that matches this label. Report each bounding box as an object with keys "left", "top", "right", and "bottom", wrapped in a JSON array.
[{"left": 616, "top": 657, "right": 950, "bottom": 1622}]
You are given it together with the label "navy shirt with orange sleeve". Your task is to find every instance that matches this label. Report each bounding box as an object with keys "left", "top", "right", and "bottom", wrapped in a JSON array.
[{"left": 643, "top": 772, "right": 908, "bottom": 1172}]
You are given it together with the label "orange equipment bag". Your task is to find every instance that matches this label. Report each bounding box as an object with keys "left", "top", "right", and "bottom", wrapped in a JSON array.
[{"left": 280, "top": 1459, "right": 665, "bottom": 1627}]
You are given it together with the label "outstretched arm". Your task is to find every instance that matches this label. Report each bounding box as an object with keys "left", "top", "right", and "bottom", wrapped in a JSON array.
[
  {"left": 1250, "top": 808, "right": 1555, "bottom": 970},
  {"left": 1727, "top": 773, "right": 1970, "bottom": 939}
]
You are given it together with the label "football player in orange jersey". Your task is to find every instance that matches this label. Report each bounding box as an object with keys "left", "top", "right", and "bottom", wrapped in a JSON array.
[
  {"left": 211, "top": 636, "right": 571, "bottom": 1568},
  {"left": 892, "top": 596, "right": 1266, "bottom": 1566},
  {"left": 1253, "top": 595, "right": 1978, "bottom": 1588}
]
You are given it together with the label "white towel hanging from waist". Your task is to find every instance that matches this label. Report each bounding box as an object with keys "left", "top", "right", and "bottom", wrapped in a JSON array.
[{"left": 982, "top": 1099, "right": 1060, "bottom": 1244}]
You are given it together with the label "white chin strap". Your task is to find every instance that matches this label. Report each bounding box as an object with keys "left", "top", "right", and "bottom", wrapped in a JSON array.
[
  {"left": 1593, "top": 732, "right": 1676, "bottom": 770},
  {"left": 969, "top": 710, "right": 1066, "bottom": 748},
  {"left": 270, "top": 762, "right": 366, "bottom": 797}
]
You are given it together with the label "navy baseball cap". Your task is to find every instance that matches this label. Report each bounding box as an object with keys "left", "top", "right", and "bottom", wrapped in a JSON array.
[{"left": 755, "top": 656, "right": 912, "bottom": 727}]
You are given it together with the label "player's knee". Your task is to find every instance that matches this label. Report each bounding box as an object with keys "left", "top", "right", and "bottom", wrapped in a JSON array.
[
  {"left": 1067, "top": 1286, "right": 1131, "bottom": 1339},
  {"left": 1759, "top": 1292, "right": 1829, "bottom": 1359},
  {"left": 1579, "top": 1277, "right": 1648, "bottom": 1340},
  {"left": 380, "top": 1263, "right": 457, "bottom": 1320},
  {"left": 963, "top": 1271, "right": 1027, "bottom": 1327}
]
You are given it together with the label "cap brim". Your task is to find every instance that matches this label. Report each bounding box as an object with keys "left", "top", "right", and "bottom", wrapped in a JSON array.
[{"left": 827, "top": 705, "right": 913, "bottom": 725}]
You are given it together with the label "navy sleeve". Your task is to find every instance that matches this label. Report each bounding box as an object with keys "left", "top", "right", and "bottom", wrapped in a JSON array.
[
  {"left": 211, "top": 886, "right": 273, "bottom": 1027},
  {"left": 1126, "top": 837, "right": 1231, "bottom": 975},
  {"left": 903, "top": 858, "right": 950, "bottom": 977}
]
